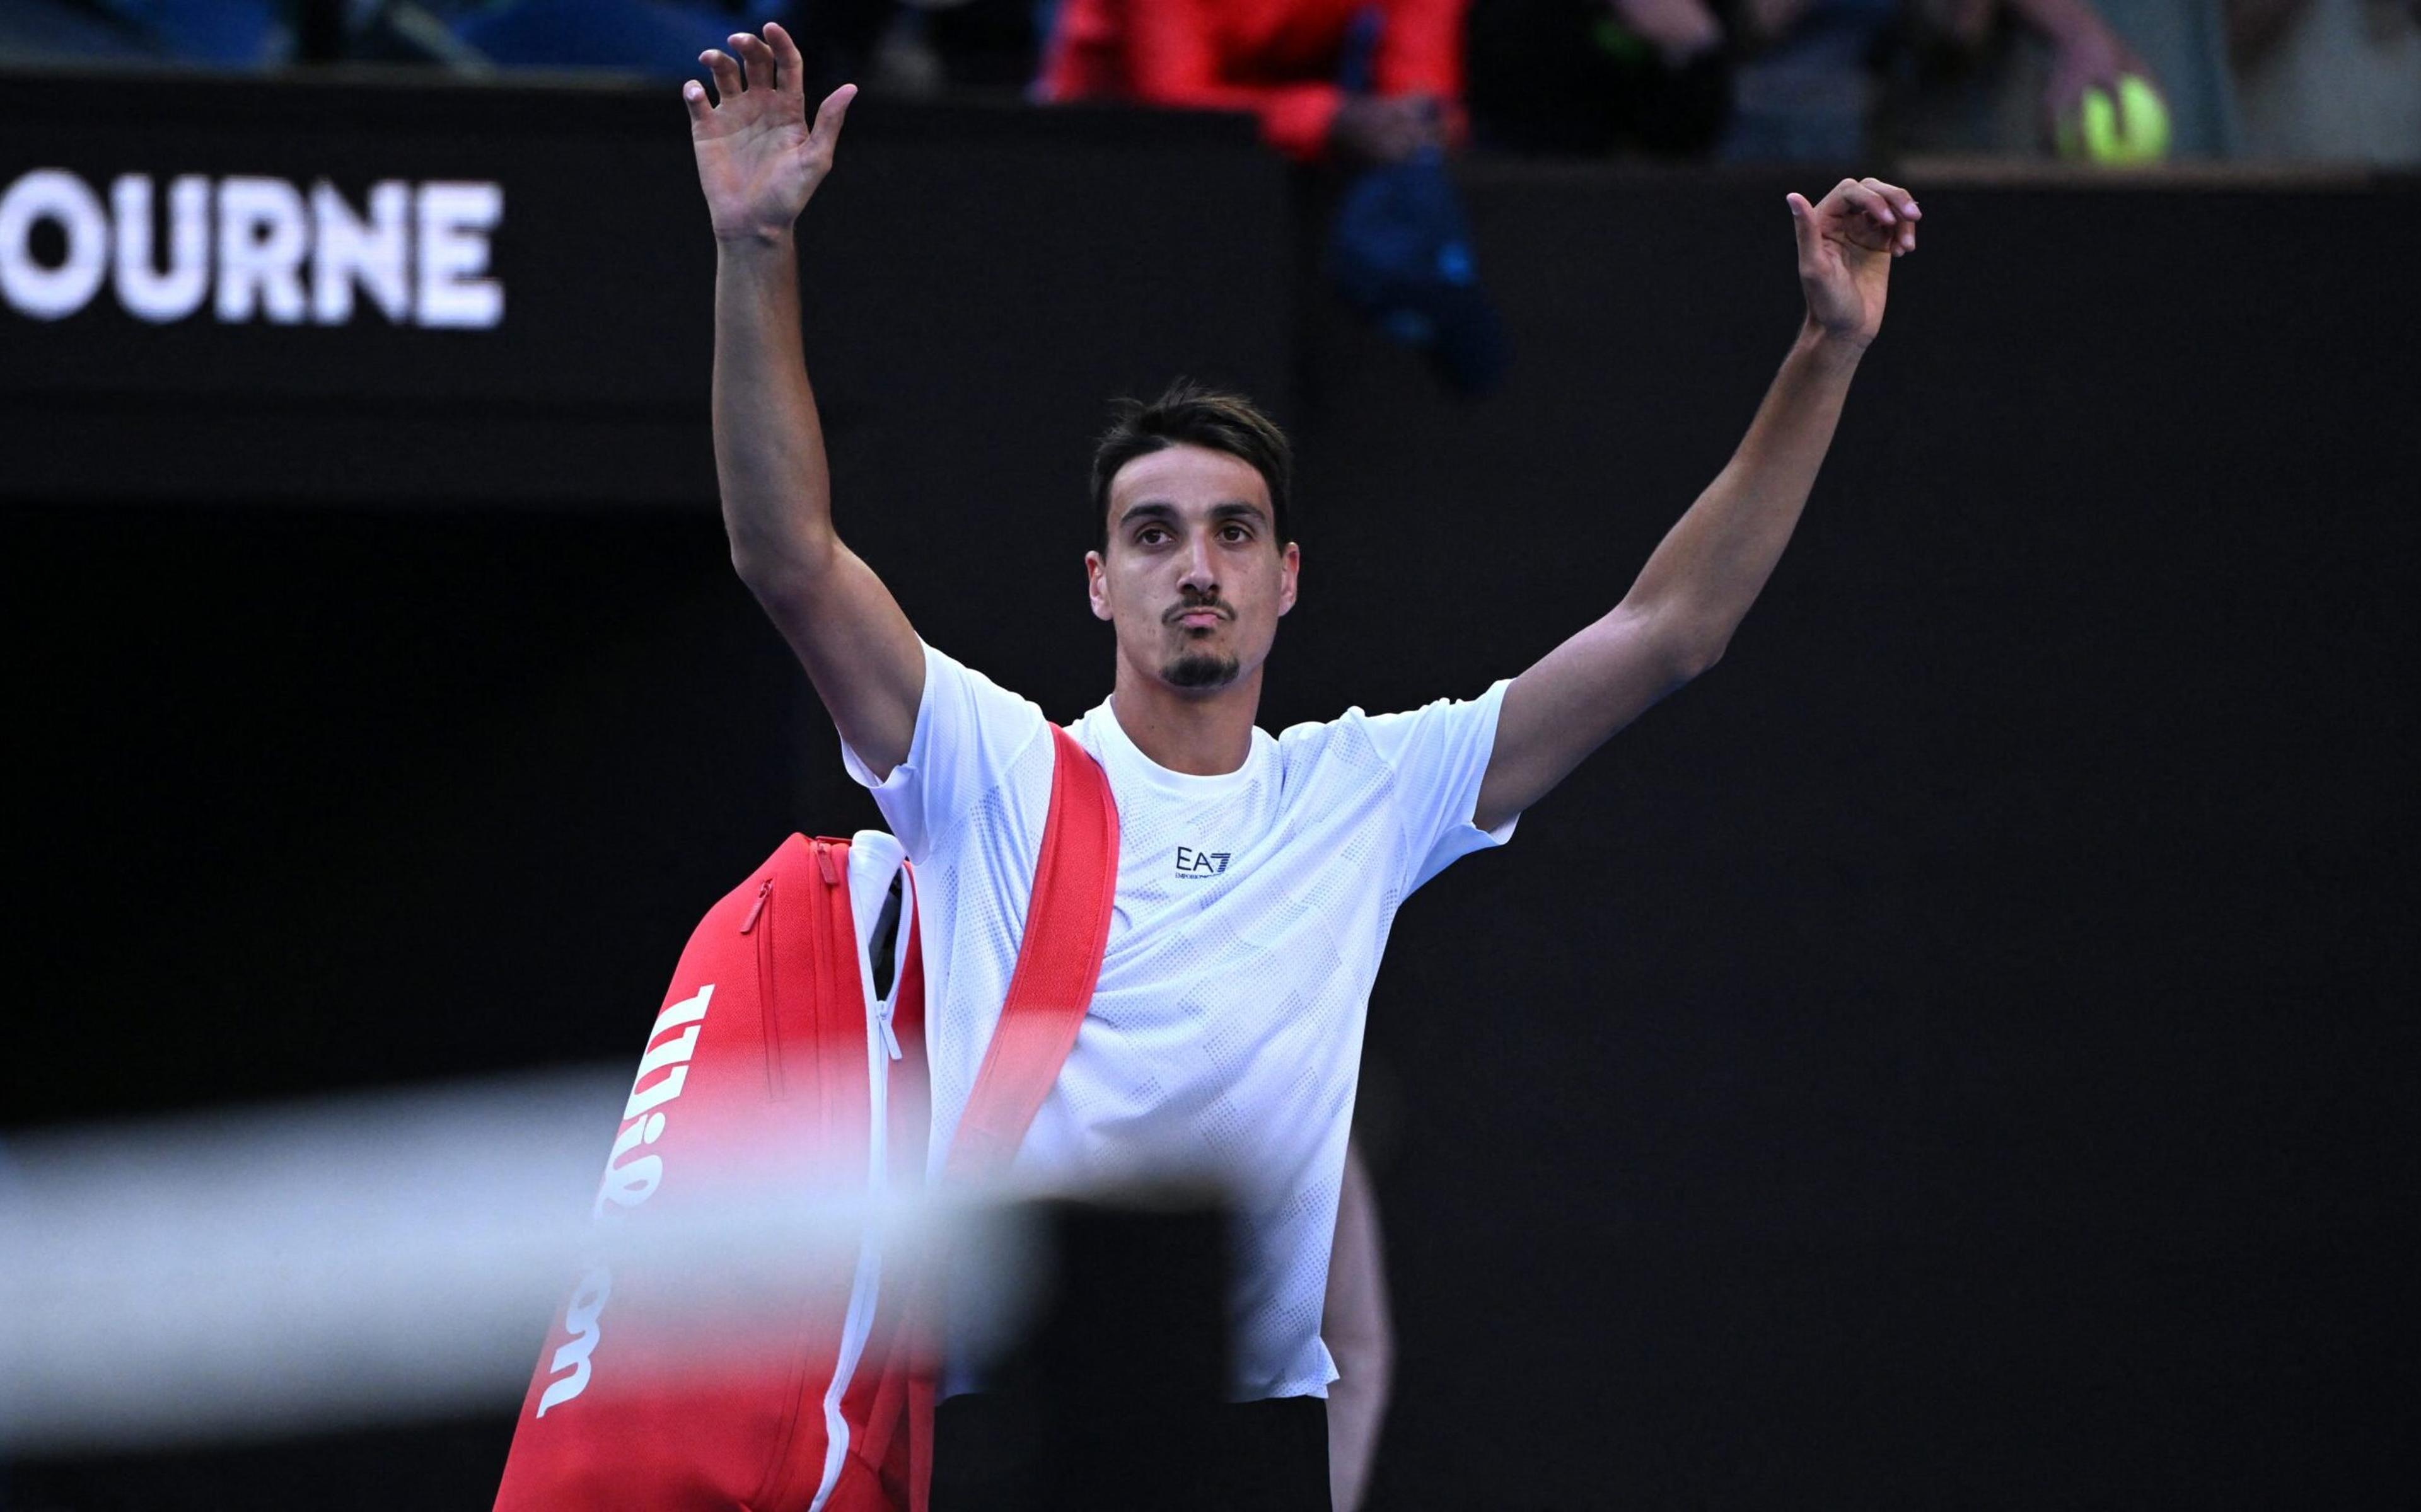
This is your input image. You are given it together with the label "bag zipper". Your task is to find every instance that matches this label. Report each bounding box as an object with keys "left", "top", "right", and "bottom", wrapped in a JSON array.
[{"left": 743, "top": 872, "right": 784, "bottom": 1100}]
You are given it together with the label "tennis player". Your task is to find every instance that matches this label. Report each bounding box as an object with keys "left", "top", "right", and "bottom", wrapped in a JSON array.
[{"left": 685, "top": 23, "right": 1917, "bottom": 1506}]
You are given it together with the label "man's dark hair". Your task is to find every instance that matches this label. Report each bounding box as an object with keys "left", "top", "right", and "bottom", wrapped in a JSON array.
[{"left": 1089, "top": 379, "right": 1293, "bottom": 553}]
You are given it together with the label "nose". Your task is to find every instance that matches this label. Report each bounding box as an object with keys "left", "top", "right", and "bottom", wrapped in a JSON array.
[{"left": 1178, "top": 529, "right": 1218, "bottom": 596}]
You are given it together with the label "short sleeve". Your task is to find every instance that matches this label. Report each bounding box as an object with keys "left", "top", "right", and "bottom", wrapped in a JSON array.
[
  {"left": 1361, "top": 678, "right": 1518, "bottom": 892},
  {"left": 840, "top": 642, "right": 1050, "bottom": 860}
]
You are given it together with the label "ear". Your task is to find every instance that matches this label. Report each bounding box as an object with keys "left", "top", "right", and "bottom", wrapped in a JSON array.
[
  {"left": 1085, "top": 550, "right": 1113, "bottom": 622},
  {"left": 1277, "top": 541, "right": 1300, "bottom": 618}
]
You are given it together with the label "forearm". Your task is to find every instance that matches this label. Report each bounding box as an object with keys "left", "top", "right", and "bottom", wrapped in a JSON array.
[
  {"left": 712, "top": 232, "right": 839, "bottom": 588},
  {"left": 1622, "top": 318, "right": 1862, "bottom": 668},
  {"left": 687, "top": 54, "right": 922, "bottom": 766},
  {"left": 1323, "top": 1142, "right": 1392, "bottom": 1512},
  {"left": 1475, "top": 178, "right": 1908, "bottom": 831}
]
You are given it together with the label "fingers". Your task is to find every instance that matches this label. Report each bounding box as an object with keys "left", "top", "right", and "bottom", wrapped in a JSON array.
[
  {"left": 1861, "top": 176, "right": 1920, "bottom": 256},
  {"left": 810, "top": 82, "right": 858, "bottom": 153},
  {"left": 1861, "top": 177, "right": 1919, "bottom": 221},
  {"left": 765, "top": 21, "right": 806, "bottom": 91},
  {"left": 729, "top": 32, "right": 777, "bottom": 93},
  {"left": 1833, "top": 176, "right": 1895, "bottom": 226},
  {"left": 700, "top": 47, "right": 742, "bottom": 103},
  {"left": 1816, "top": 176, "right": 1920, "bottom": 256},
  {"left": 704, "top": 31, "right": 784, "bottom": 103},
  {"left": 697, "top": 30, "right": 813, "bottom": 112},
  {"left": 1785, "top": 190, "right": 1821, "bottom": 264},
  {"left": 681, "top": 76, "right": 712, "bottom": 128},
  {"left": 1819, "top": 177, "right": 1892, "bottom": 254}
]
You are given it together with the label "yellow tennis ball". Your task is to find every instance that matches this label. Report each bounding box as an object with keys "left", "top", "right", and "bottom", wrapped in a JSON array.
[{"left": 2060, "top": 74, "right": 2171, "bottom": 166}]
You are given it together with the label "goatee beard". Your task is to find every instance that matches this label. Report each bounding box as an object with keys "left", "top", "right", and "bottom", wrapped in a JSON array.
[{"left": 1163, "top": 650, "right": 1241, "bottom": 690}]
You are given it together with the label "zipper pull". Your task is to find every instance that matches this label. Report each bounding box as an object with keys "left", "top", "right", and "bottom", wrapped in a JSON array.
[
  {"left": 740, "top": 877, "right": 772, "bottom": 934},
  {"left": 815, "top": 841, "right": 841, "bottom": 886},
  {"left": 876, "top": 1000, "right": 902, "bottom": 1061}
]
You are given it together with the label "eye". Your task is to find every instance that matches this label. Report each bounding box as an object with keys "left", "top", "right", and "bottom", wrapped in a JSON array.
[
  {"left": 1135, "top": 524, "right": 1172, "bottom": 546},
  {"left": 1218, "top": 522, "right": 1253, "bottom": 544}
]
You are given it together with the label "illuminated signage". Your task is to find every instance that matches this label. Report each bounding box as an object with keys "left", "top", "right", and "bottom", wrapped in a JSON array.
[{"left": 0, "top": 168, "right": 504, "bottom": 328}]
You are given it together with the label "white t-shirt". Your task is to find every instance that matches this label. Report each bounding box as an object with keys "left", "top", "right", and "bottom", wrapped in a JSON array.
[{"left": 843, "top": 643, "right": 1516, "bottom": 1400}]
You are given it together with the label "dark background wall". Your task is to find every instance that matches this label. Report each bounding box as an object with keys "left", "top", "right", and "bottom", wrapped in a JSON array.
[{"left": 7, "top": 75, "right": 2416, "bottom": 1507}]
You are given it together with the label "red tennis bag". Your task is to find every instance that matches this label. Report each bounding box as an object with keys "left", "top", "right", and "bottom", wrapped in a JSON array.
[{"left": 494, "top": 726, "right": 1117, "bottom": 1512}]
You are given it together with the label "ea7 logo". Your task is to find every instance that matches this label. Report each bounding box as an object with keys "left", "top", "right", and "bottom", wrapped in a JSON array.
[{"left": 1173, "top": 846, "right": 1231, "bottom": 879}]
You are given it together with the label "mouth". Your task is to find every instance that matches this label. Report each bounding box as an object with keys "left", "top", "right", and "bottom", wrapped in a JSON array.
[{"left": 1168, "top": 605, "right": 1228, "bottom": 630}]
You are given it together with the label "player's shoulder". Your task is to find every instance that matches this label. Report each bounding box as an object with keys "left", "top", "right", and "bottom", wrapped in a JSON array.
[
  {"left": 1278, "top": 687, "right": 1502, "bottom": 775},
  {"left": 925, "top": 642, "right": 1054, "bottom": 730},
  {"left": 926, "top": 640, "right": 1024, "bottom": 701},
  {"left": 1275, "top": 704, "right": 1369, "bottom": 746},
  {"left": 1277, "top": 693, "right": 1469, "bottom": 744},
  {"left": 1273, "top": 705, "right": 1390, "bottom": 780}
]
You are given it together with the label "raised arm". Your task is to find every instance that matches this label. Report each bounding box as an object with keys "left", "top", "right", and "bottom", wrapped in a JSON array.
[
  {"left": 687, "top": 25, "right": 924, "bottom": 776},
  {"left": 1472, "top": 176, "right": 1921, "bottom": 833}
]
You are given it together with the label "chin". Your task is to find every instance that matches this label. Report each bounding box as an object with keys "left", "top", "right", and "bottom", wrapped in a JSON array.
[{"left": 1161, "top": 650, "right": 1242, "bottom": 691}]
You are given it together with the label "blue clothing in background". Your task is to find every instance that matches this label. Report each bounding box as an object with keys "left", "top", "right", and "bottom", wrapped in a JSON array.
[{"left": 458, "top": 0, "right": 755, "bottom": 76}]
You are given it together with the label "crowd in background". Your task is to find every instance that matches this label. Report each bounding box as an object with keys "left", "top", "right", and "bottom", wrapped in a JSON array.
[{"left": 3, "top": 0, "right": 2412, "bottom": 166}]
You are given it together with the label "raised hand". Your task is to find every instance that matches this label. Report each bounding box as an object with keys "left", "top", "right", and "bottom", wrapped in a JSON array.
[
  {"left": 683, "top": 23, "right": 855, "bottom": 244},
  {"left": 1785, "top": 176, "right": 1919, "bottom": 349}
]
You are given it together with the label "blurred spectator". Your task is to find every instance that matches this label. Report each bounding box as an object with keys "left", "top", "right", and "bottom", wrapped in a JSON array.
[
  {"left": 1716, "top": 0, "right": 1902, "bottom": 158},
  {"left": 0, "top": 0, "right": 286, "bottom": 66},
  {"left": 1465, "top": 0, "right": 1733, "bottom": 154},
  {"left": 1724, "top": 0, "right": 2236, "bottom": 163},
  {"left": 452, "top": 0, "right": 1040, "bottom": 93},
  {"left": 919, "top": 0, "right": 1048, "bottom": 91},
  {"left": 115, "top": 0, "right": 287, "bottom": 62},
  {"left": 2230, "top": 0, "right": 2421, "bottom": 162},
  {"left": 1466, "top": 0, "right": 1889, "bottom": 161},
  {"left": 1042, "top": 0, "right": 1506, "bottom": 396},
  {"left": 455, "top": 0, "right": 765, "bottom": 76},
  {"left": 0, "top": 1, "right": 954, "bottom": 86},
  {"left": 1468, "top": 0, "right": 2224, "bottom": 163},
  {"left": 1038, "top": 0, "right": 1468, "bottom": 163},
  {"left": 1887, "top": 0, "right": 2244, "bottom": 158}
]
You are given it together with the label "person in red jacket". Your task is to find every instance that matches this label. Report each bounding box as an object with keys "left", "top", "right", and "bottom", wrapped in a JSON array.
[{"left": 1039, "top": 0, "right": 1468, "bottom": 162}]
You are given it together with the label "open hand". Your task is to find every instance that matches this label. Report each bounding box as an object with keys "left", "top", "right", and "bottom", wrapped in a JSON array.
[
  {"left": 684, "top": 23, "right": 855, "bottom": 244},
  {"left": 1785, "top": 176, "right": 1919, "bottom": 348}
]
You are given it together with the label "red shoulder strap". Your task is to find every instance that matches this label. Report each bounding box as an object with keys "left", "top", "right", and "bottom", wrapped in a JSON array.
[{"left": 943, "top": 724, "right": 1118, "bottom": 1180}]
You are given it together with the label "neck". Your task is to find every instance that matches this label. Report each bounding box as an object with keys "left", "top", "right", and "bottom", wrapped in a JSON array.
[{"left": 1107, "top": 655, "right": 1264, "bottom": 776}]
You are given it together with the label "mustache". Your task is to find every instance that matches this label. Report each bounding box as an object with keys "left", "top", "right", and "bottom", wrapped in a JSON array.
[{"left": 1163, "top": 595, "right": 1232, "bottom": 624}]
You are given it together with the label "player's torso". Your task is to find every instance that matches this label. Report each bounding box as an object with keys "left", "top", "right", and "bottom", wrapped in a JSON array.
[
  {"left": 1013, "top": 711, "right": 1407, "bottom": 1182},
  {"left": 919, "top": 707, "right": 1404, "bottom": 1397}
]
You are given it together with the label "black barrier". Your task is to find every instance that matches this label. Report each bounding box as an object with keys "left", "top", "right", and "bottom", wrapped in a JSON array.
[{"left": 8, "top": 67, "right": 2419, "bottom": 1510}]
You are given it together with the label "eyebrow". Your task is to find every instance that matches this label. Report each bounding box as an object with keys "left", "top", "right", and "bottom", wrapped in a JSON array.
[{"left": 1116, "top": 499, "right": 1270, "bottom": 531}]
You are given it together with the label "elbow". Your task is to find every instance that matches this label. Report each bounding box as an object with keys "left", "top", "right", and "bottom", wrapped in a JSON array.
[
  {"left": 728, "top": 540, "right": 775, "bottom": 592},
  {"left": 1617, "top": 597, "right": 1728, "bottom": 688},
  {"left": 1669, "top": 635, "right": 1726, "bottom": 685},
  {"left": 730, "top": 528, "right": 838, "bottom": 599}
]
